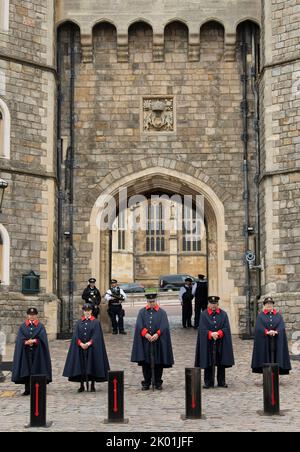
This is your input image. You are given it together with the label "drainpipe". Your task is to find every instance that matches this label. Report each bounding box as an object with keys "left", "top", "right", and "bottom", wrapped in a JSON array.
[
  {"left": 251, "top": 27, "right": 262, "bottom": 321},
  {"left": 241, "top": 28, "right": 252, "bottom": 338},
  {"left": 68, "top": 25, "right": 76, "bottom": 333},
  {"left": 56, "top": 28, "right": 64, "bottom": 334}
]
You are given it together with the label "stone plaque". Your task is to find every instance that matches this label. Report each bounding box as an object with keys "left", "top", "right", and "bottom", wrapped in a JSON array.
[{"left": 142, "top": 97, "right": 174, "bottom": 132}]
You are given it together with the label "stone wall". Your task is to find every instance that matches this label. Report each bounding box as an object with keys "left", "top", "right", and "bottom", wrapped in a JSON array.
[
  {"left": 260, "top": 0, "right": 300, "bottom": 334},
  {"left": 58, "top": 18, "right": 259, "bottom": 307},
  {"left": 0, "top": 0, "right": 59, "bottom": 341}
]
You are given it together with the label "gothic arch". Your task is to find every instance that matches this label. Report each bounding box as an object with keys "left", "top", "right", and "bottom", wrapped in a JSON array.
[
  {"left": 56, "top": 18, "right": 82, "bottom": 32},
  {"left": 0, "top": 223, "right": 10, "bottom": 286},
  {"left": 0, "top": 97, "right": 11, "bottom": 159},
  {"left": 200, "top": 18, "right": 225, "bottom": 29},
  {"left": 85, "top": 158, "right": 232, "bottom": 206},
  {"left": 235, "top": 17, "right": 261, "bottom": 30},
  {"left": 92, "top": 18, "right": 118, "bottom": 32},
  {"left": 86, "top": 162, "right": 237, "bottom": 326},
  {"left": 128, "top": 18, "right": 154, "bottom": 30},
  {"left": 163, "top": 18, "right": 189, "bottom": 32}
]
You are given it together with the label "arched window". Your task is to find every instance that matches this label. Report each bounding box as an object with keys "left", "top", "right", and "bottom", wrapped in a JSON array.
[
  {"left": 0, "top": 224, "right": 10, "bottom": 286},
  {"left": 0, "top": 98, "right": 11, "bottom": 159},
  {"left": 0, "top": 0, "right": 9, "bottom": 33}
]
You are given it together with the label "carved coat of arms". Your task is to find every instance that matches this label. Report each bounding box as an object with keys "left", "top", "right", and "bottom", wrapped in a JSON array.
[{"left": 143, "top": 98, "right": 174, "bottom": 132}]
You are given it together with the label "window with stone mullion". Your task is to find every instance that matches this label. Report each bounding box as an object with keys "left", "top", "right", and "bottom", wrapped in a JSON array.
[
  {"left": 146, "top": 203, "right": 165, "bottom": 253},
  {"left": 182, "top": 205, "right": 201, "bottom": 252}
]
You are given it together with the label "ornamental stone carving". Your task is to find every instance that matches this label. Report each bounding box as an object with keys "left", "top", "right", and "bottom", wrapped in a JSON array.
[{"left": 142, "top": 97, "right": 174, "bottom": 132}]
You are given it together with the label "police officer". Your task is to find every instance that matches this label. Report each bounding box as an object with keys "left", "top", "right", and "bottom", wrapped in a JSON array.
[
  {"left": 105, "top": 279, "right": 127, "bottom": 335},
  {"left": 194, "top": 274, "right": 208, "bottom": 329},
  {"left": 179, "top": 278, "right": 196, "bottom": 328},
  {"left": 82, "top": 278, "right": 101, "bottom": 319}
]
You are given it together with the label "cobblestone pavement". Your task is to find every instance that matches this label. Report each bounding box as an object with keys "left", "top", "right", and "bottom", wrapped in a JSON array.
[{"left": 0, "top": 315, "right": 299, "bottom": 432}]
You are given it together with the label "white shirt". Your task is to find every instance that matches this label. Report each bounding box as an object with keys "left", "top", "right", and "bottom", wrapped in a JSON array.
[
  {"left": 105, "top": 288, "right": 127, "bottom": 303},
  {"left": 179, "top": 284, "right": 197, "bottom": 303}
]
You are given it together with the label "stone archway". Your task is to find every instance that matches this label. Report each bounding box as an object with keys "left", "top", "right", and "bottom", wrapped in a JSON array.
[{"left": 86, "top": 159, "right": 238, "bottom": 329}]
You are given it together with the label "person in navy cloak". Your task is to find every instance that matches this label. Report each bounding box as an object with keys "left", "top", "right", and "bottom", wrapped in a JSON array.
[
  {"left": 131, "top": 293, "right": 174, "bottom": 391},
  {"left": 12, "top": 307, "right": 52, "bottom": 396},
  {"left": 63, "top": 304, "right": 110, "bottom": 392},
  {"left": 251, "top": 296, "right": 291, "bottom": 375},
  {"left": 195, "top": 296, "right": 235, "bottom": 389}
]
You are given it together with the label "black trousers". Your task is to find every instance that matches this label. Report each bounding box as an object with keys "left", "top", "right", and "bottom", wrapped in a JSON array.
[
  {"left": 108, "top": 304, "right": 125, "bottom": 332},
  {"left": 204, "top": 366, "right": 226, "bottom": 387},
  {"left": 182, "top": 300, "right": 193, "bottom": 327},
  {"left": 194, "top": 302, "right": 207, "bottom": 328},
  {"left": 142, "top": 364, "right": 164, "bottom": 388}
]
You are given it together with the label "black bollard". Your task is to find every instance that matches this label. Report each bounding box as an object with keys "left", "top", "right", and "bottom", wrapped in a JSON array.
[
  {"left": 105, "top": 371, "right": 128, "bottom": 424},
  {"left": 263, "top": 364, "right": 280, "bottom": 416},
  {"left": 182, "top": 368, "right": 203, "bottom": 420},
  {"left": 26, "top": 375, "right": 52, "bottom": 428}
]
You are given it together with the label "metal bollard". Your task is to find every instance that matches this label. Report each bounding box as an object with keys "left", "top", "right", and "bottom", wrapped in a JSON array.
[
  {"left": 105, "top": 371, "right": 128, "bottom": 424},
  {"left": 181, "top": 368, "right": 203, "bottom": 420},
  {"left": 26, "top": 375, "right": 52, "bottom": 428},
  {"left": 263, "top": 364, "right": 280, "bottom": 416}
]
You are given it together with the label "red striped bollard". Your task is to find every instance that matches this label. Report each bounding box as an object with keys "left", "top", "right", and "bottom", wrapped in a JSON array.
[
  {"left": 181, "top": 368, "right": 203, "bottom": 420},
  {"left": 263, "top": 364, "right": 281, "bottom": 416},
  {"left": 105, "top": 371, "right": 128, "bottom": 424},
  {"left": 26, "top": 375, "right": 52, "bottom": 428}
]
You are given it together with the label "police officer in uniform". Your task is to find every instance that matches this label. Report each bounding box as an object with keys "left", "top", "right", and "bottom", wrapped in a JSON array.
[
  {"left": 105, "top": 279, "right": 127, "bottom": 335},
  {"left": 12, "top": 308, "right": 52, "bottom": 396},
  {"left": 179, "top": 278, "right": 196, "bottom": 328},
  {"left": 82, "top": 278, "right": 101, "bottom": 319},
  {"left": 194, "top": 274, "right": 208, "bottom": 329}
]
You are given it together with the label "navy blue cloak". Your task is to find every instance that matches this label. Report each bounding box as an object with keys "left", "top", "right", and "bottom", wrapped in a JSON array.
[
  {"left": 12, "top": 322, "right": 52, "bottom": 384},
  {"left": 195, "top": 309, "right": 235, "bottom": 369},
  {"left": 63, "top": 317, "right": 110, "bottom": 382},
  {"left": 131, "top": 307, "right": 174, "bottom": 368},
  {"left": 251, "top": 311, "right": 291, "bottom": 375}
]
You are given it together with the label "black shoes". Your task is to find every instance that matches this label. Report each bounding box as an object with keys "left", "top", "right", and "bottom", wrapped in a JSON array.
[
  {"left": 142, "top": 385, "right": 150, "bottom": 391},
  {"left": 90, "top": 383, "right": 96, "bottom": 393},
  {"left": 78, "top": 385, "right": 85, "bottom": 393},
  {"left": 119, "top": 331, "right": 127, "bottom": 335},
  {"left": 112, "top": 330, "right": 118, "bottom": 335},
  {"left": 203, "top": 383, "right": 228, "bottom": 389}
]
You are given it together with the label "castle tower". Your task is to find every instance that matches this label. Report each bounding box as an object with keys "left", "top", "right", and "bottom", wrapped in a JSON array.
[
  {"left": 0, "top": 0, "right": 58, "bottom": 341},
  {"left": 260, "top": 0, "right": 300, "bottom": 333}
]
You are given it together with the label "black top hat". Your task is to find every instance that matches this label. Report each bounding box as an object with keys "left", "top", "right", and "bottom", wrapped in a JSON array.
[
  {"left": 145, "top": 293, "right": 157, "bottom": 300},
  {"left": 27, "top": 307, "right": 38, "bottom": 315},
  {"left": 263, "top": 296, "right": 274, "bottom": 305},
  {"left": 198, "top": 274, "right": 206, "bottom": 279},
  {"left": 110, "top": 279, "right": 118, "bottom": 284},
  {"left": 88, "top": 278, "right": 96, "bottom": 283},
  {"left": 82, "top": 303, "right": 93, "bottom": 311},
  {"left": 208, "top": 296, "right": 220, "bottom": 304},
  {"left": 185, "top": 277, "right": 193, "bottom": 283}
]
